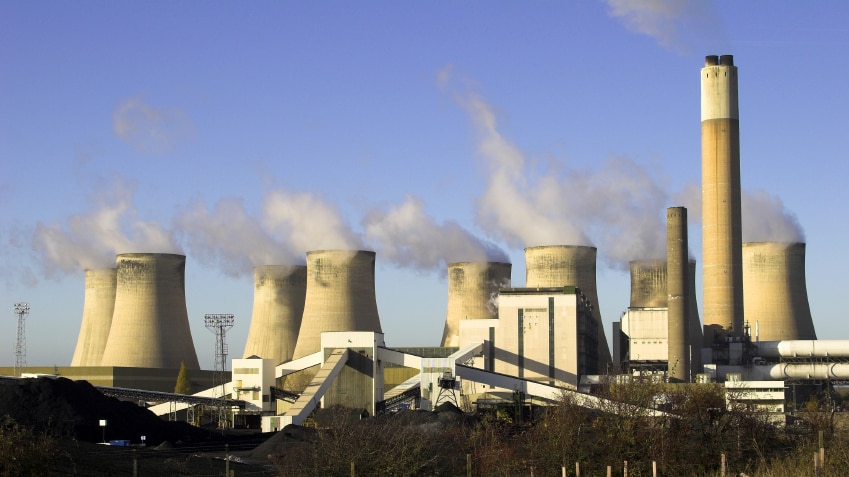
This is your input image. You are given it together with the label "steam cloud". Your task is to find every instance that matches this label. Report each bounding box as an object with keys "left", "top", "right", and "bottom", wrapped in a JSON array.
[
  {"left": 112, "top": 96, "right": 194, "bottom": 154},
  {"left": 262, "top": 190, "right": 364, "bottom": 253},
  {"left": 742, "top": 190, "right": 805, "bottom": 243},
  {"left": 673, "top": 182, "right": 806, "bottom": 244},
  {"left": 601, "top": 0, "right": 724, "bottom": 55},
  {"left": 32, "top": 177, "right": 180, "bottom": 276},
  {"left": 363, "top": 195, "right": 509, "bottom": 271},
  {"left": 174, "top": 197, "right": 300, "bottom": 277},
  {"left": 452, "top": 80, "right": 670, "bottom": 269}
]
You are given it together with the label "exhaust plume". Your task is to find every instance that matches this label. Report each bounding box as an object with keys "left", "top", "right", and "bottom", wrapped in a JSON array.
[
  {"left": 174, "top": 197, "right": 301, "bottom": 277},
  {"left": 32, "top": 177, "right": 179, "bottom": 276},
  {"left": 451, "top": 80, "right": 670, "bottom": 269},
  {"left": 363, "top": 195, "right": 508, "bottom": 271},
  {"left": 602, "top": 0, "right": 725, "bottom": 55}
]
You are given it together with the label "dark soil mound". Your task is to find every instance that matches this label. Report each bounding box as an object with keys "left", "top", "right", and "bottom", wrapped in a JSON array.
[{"left": 0, "top": 376, "right": 212, "bottom": 445}]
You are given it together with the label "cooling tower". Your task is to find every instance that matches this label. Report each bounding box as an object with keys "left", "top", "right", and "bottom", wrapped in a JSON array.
[
  {"left": 524, "top": 245, "right": 612, "bottom": 368},
  {"left": 100, "top": 253, "right": 200, "bottom": 370},
  {"left": 667, "top": 207, "right": 690, "bottom": 382},
  {"left": 629, "top": 259, "right": 667, "bottom": 308},
  {"left": 441, "top": 261, "right": 512, "bottom": 347},
  {"left": 242, "top": 265, "right": 307, "bottom": 364},
  {"left": 291, "top": 250, "right": 382, "bottom": 359},
  {"left": 702, "top": 54, "right": 744, "bottom": 345},
  {"left": 70, "top": 268, "right": 117, "bottom": 367},
  {"left": 743, "top": 242, "right": 816, "bottom": 341}
]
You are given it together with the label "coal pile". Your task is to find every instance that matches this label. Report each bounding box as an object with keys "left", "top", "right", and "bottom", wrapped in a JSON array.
[{"left": 0, "top": 376, "right": 212, "bottom": 445}]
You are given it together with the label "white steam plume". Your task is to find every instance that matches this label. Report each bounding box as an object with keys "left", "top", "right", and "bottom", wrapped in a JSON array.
[
  {"left": 112, "top": 96, "right": 194, "bottom": 154},
  {"left": 174, "top": 197, "right": 301, "bottom": 277},
  {"left": 601, "top": 0, "right": 723, "bottom": 55},
  {"left": 262, "top": 189, "right": 363, "bottom": 253},
  {"left": 673, "top": 182, "right": 805, "bottom": 243},
  {"left": 32, "top": 177, "right": 179, "bottom": 276},
  {"left": 456, "top": 85, "right": 670, "bottom": 269},
  {"left": 363, "top": 195, "right": 509, "bottom": 271},
  {"left": 742, "top": 190, "right": 805, "bottom": 243}
]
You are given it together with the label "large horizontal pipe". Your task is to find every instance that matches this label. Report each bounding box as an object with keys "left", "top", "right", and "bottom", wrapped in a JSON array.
[
  {"left": 756, "top": 340, "right": 849, "bottom": 359},
  {"left": 748, "top": 363, "right": 849, "bottom": 381}
]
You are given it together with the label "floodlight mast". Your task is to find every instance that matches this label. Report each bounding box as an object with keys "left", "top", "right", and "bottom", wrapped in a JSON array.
[
  {"left": 13, "top": 302, "right": 30, "bottom": 377},
  {"left": 204, "top": 313, "right": 234, "bottom": 429}
]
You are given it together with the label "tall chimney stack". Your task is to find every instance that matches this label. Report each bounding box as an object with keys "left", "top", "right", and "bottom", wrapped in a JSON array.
[
  {"left": 701, "top": 54, "right": 744, "bottom": 345},
  {"left": 667, "top": 207, "right": 690, "bottom": 382}
]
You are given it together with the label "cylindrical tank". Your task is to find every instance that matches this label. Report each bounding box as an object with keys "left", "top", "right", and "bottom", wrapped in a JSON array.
[
  {"left": 667, "top": 207, "right": 690, "bottom": 382},
  {"left": 524, "top": 245, "right": 612, "bottom": 368},
  {"left": 242, "top": 265, "right": 307, "bottom": 364},
  {"left": 291, "top": 250, "right": 382, "bottom": 359},
  {"left": 701, "top": 54, "right": 744, "bottom": 345},
  {"left": 743, "top": 242, "right": 817, "bottom": 341},
  {"left": 71, "top": 268, "right": 117, "bottom": 367},
  {"left": 441, "top": 261, "right": 512, "bottom": 347},
  {"left": 100, "top": 253, "right": 200, "bottom": 369}
]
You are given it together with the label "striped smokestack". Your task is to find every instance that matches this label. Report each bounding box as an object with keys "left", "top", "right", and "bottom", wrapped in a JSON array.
[
  {"left": 743, "top": 242, "right": 816, "bottom": 341},
  {"left": 441, "top": 261, "right": 511, "bottom": 347},
  {"left": 100, "top": 253, "right": 200, "bottom": 369},
  {"left": 242, "top": 265, "right": 307, "bottom": 364},
  {"left": 524, "top": 245, "right": 612, "bottom": 369},
  {"left": 701, "top": 54, "right": 744, "bottom": 345},
  {"left": 70, "top": 268, "right": 117, "bottom": 367},
  {"left": 291, "top": 250, "right": 382, "bottom": 359},
  {"left": 667, "top": 207, "right": 690, "bottom": 382}
]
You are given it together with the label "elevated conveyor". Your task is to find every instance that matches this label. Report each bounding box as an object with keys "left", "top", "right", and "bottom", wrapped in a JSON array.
[{"left": 278, "top": 348, "right": 350, "bottom": 426}]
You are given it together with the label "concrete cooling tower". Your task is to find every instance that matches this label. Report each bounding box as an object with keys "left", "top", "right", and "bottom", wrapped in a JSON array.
[
  {"left": 630, "top": 259, "right": 667, "bottom": 308},
  {"left": 628, "top": 259, "right": 703, "bottom": 353},
  {"left": 70, "top": 268, "right": 117, "bottom": 367},
  {"left": 242, "top": 265, "right": 307, "bottom": 364},
  {"left": 743, "top": 242, "right": 816, "bottom": 341},
  {"left": 441, "top": 261, "right": 512, "bottom": 347},
  {"left": 291, "top": 250, "right": 382, "bottom": 359},
  {"left": 524, "top": 245, "right": 612, "bottom": 368},
  {"left": 100, "top": 253, "right": 200, "bottom": 370},
  {"left": 701, "top": 54, "right": 744, "bottom": 345}
]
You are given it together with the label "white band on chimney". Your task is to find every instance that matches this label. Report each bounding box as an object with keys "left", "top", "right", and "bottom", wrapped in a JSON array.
[{"left": 700, "top": 64, "right": 738, "bottom": 121}]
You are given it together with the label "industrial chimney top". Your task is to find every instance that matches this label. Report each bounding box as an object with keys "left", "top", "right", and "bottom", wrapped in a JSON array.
[{"left": 705, "top": 55, "right": 734, "bottom": 67}]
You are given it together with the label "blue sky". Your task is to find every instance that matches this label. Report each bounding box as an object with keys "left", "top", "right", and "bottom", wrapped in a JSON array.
[{"left": 1, "top": 1, "right": 847, "bottom": 370}]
